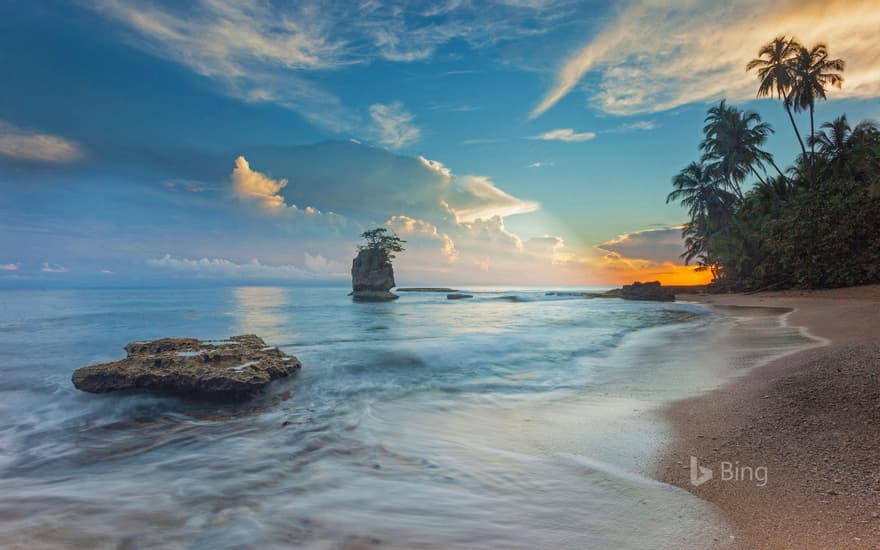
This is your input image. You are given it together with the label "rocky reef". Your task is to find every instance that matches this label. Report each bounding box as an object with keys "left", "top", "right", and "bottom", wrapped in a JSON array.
[
  {"left": 351, "top": 247, "right": 398, "bottom": 301},
  {"left": 72, "top": 335, "right": 301, "bottom": 400},
  {"left": 446, "top": 293, "right": 473, "bottom": 300},
  {"left": 620, "top": 281, "right": 675, "bottom": 302}
]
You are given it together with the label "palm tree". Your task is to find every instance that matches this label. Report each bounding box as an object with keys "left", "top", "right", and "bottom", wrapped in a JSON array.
[
  {"left": 700, "top": 101, "right": 781, "bottom": 199},
  {"left": 666, "top": 161, "right": 733, "bottom": 220},
  {"left": 809, "top": 115, "right": 880, "bottom": 181},
  {"left": 747, "top": 36, "right": 806, "bottom": 160},
  {"left": 667, "top": 161, "right": 737, "bottom": 270},
  {"left": 788, "top": 43, "right": 845, "bottom": 182}
]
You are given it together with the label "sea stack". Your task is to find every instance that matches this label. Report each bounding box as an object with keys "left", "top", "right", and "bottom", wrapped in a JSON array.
[{"left": 351, "top": 247, "right": 398, "bottom": 301}]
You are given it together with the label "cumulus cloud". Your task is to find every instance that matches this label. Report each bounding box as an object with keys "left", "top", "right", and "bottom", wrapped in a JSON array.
[
  {"left": 0, "top": 263, "right": 19, "bottom": 271},
  {"left": 530, "top": 128, "right": 596, "bottom": 142},
  {"left": 41, "top": 262, "right": 69, "bottom": 273},
  {"left": 0, "top": 122, "right": 84, "bottom": 163},
  {"left": 230, "top": 156, "right": 336, "bottom": 222},
  {"left": 370, "top": 102, "right": 420, "bottom": 149},
  {"left": 387, "top": 215, "right": 458, "bottom": 261},
  {"left": 231, "top": 155, "right": 289, "bottom": 211},
  {"left": 303, "top": 252, "right": 347, "bottom": 275},
  {"left": 531, "top": 0, "right": 880, "bottom": 118}
]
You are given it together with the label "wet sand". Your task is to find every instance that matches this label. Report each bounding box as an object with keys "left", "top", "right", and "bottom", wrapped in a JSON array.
[{"left": 659, "top": 285, "right": 880, "bottom": 549}]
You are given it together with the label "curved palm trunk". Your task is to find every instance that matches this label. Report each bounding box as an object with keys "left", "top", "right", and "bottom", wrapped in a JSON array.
[
  {"left": 767, "top": 157, "right": 787, "bottom": 180},
  {"left": 809, "top": 104, "right": 816, "bottom": 185},
  {"left": 750, "top": 166, "right": 768, "bottom": 187},
  {"left": 785, "top": 102, "right": 808, "bottom": 159}
]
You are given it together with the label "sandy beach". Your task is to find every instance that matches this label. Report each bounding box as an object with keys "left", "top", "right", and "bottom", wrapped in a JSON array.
[{"left": 659, "top": 285, "right": 880, "bottom": 549}]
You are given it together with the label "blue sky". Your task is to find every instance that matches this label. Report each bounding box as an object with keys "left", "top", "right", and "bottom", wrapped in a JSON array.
[{"left": 1, "top": 0, "right": 878, "bottom": 286}]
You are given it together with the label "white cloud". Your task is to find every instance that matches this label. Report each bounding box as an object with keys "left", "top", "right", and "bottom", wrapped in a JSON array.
[
  {"left": 418, "top": 156, "right": 452, "bottom": 180},
  {"left": 231, "top": 155, "right": 289, "bottom": 211},
  {"left": 530, "top": 128, "right": 596, "bottom": 142},
  {"left": 531, "top": 0, "right": 880, "bottom": 118},
  {"left": 231, "top": 156, "right": 335, "bottom": 222},
  {"left": 610, "top": 120, "right": 656, "bottom": 133},
  {"left": 0, "top": 263, "right": 19, "bottom": 271},
  {"left": 445, "top": 175, "right": 540, "bottom": 222},
  {"left": 0, "top": 122, "right": 83, "bottom": 163},
  {"left": 94, "top": 0, "right": 355, "bottom": 131},
  {"left": 147, "top": 254, "right": 330, "bottom": 279},
  {"left": 94, "top": 0, "right": 570, "bottom": 132},
  {"left": 370, "top": 102, "right": 420, "bottom": 149},
  {"left": 387, "top": 215, "right": 458, "bottom": 261},
  {"left": 41, "top": 263, "right": 69, "bottom": 273},
  {"left": 303, "top": 252, "right": 346, "bottom": 275}
]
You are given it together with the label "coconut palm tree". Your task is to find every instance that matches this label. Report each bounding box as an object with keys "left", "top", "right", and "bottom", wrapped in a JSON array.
[
  {"left": 788, "top": 43, "right": 845, "bottom": 182},
  {"left": 809, "top": 115, "right": 880, "bottom": 181},
  {"left": 666, "top": 161, "right": 734, "bottom": 220},
  {"left": 700, "top": 101, "right": 780, "bottom": 199},
  {"left": 747, "top": 36, "right": 806, "bottom": 160}
]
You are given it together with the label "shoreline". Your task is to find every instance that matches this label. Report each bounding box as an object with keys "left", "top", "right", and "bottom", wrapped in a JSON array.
[{"left": 658, "top": 285, "right": 880, "bottom": 549}]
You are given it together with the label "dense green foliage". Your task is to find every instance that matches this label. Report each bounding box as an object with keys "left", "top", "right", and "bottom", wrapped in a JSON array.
[
  {"left": 358, "top": 228, "right": 407, "bottom": 260},
  {"left": 669, "top": 37, "right": 880, "bottom": 290}
]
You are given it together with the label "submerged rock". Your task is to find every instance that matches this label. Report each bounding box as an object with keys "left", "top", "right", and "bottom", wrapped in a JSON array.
[
  {"left": 446, "top": 293, "right": 474, "bottom": 300},
  {"left": 620, "top": 281, "right": 675, "bottom": 302},
  {"left": 397, "top": 288, "right": 458, "bottom": 293},
  {"left": 72, "top": 335, "right": 301, "bottom": 400},
  {"left": 351, "top": 247, "right": 398, "bottom": 301}
]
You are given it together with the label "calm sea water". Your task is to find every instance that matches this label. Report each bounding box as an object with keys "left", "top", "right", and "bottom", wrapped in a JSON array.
[{"left": 0, "top": 287, "right": 812, "bottom": 549}]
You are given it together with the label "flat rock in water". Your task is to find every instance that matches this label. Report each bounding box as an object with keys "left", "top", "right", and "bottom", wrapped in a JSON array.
[
  {"left": 397, "top": 288, "right": 459, "bottom": 293},
  {"left": 72, "top": 335, "right": 301, "bottom": 400},
  {"left": 447, "top": 293, "right": 474, "bottom": 300}
]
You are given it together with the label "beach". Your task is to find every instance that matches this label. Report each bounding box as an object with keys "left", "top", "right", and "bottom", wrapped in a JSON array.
[{"left": 660, "top": 285, "right": 880, "bottom": 549}]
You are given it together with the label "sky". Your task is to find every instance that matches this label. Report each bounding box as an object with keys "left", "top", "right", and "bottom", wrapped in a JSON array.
[{"left": 1, "top": 0, "right": 878, "bottom": 287}]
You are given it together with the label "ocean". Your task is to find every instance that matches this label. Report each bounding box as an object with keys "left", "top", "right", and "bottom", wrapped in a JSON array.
[{"left": 0, "top": 287, "right": 813, "bottom": 549}]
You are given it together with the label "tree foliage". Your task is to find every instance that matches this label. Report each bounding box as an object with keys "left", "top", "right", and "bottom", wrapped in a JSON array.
[
  {"left": 668, "top": 38, "right": 879, "bottom": 290},
  {"left": 358, "top": 227, "right": 407, "bottom": 260}
]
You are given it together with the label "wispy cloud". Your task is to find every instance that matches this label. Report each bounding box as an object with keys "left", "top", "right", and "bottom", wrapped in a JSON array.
[
  {"left": 41, "top": 262, "right": 69, "bottom": 273},
  {"left": 0, "top": 263, "right": 19, "bottom": 271},
  {"left": 147, "top": 254, "right": 328, "bottom": 279},
  {"left": 609, "top": 120, "right": 656, "bottom": 133},
  {"left": 531, "top": 0, "right": 880, "bottom": 118},
  {"left": 462, "top": 137, "right": 505, "bottom": 145},
  {"left": 0, "top": 122, "right": 84, "bottom": 163},
  {"left": 428, "top": 103, "right": 481, "bottom": 113},
  {"left": 530, "top": 128, "right": 596, "bottom": 142},
  {"left": 94, "top": 0, "right": 355, "bottom": 131},
  {"left": 370, "top": 102, "right": 421, "bottom": 149},
  {"left": 527, "top": 161, "right": 554, "bottom": 168},
  {"left": 94, "top": 0, "right": 571, "bottom": 132}
]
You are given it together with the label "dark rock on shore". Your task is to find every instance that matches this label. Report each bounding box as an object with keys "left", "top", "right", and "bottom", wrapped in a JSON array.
[
  {"left": 621, "top": 281, "right": 675, "bottom": 302},
  {"left": 447, "top": 293, "right": 473, "bottom": 300},
  {"left": 351, "top": 248, "right": 398, "bottom": 301},
  {"left": 72, "top": 335, "right": 301, "bottom": 400}
]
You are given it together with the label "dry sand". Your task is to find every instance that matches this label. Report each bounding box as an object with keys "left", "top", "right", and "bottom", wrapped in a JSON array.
[{"left": 658, "top": 285, "right": 880, "bottom": 550}]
